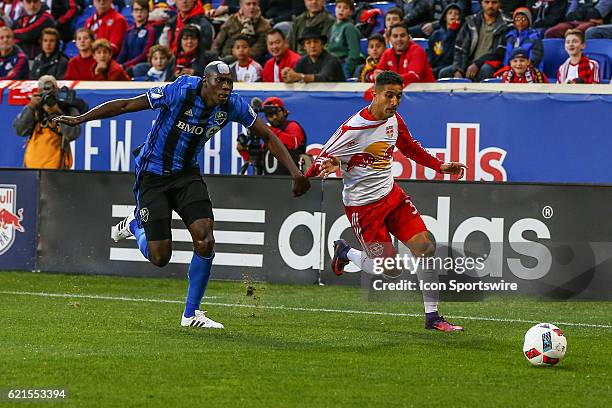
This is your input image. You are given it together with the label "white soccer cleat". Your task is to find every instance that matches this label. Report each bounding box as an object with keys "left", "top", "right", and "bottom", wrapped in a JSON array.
[
  {"left": 111, "top": 211, "right": 135, "bottom": 242},
  {"left": 181, "top": 310, "right": 224, "bottom": 329}
]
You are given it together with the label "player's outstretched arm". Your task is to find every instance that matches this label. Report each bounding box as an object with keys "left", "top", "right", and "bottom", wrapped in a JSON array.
[
  {"left": 251, "top": 118, "right": 310, "bottom": 197},
  {"left": 52, "top": 94, "right": 151, "bottom": 127}
]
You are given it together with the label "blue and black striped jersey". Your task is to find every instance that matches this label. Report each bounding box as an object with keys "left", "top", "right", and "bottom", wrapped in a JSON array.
[{"left": 136, "top": 75, "right": 257, "bottom": 175}]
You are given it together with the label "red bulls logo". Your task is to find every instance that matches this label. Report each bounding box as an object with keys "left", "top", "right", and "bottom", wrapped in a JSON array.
[{"left": 0, "top": 185, "right": 25, "bottom": 256}]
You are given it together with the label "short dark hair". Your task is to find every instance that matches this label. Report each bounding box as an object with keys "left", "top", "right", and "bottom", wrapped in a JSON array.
[
  {"left": 367, "top": 33, "right": 385, "bottom": 46},
  {"left": 266, "top": 28, "right": 286, "bottom": 40},
  {"left": 132, "top": 0, "right": 149, "bottom": 11},
  {"left": 233, "top": 34, "right": 252, "bottom": 47},
  {"left": 41, "top": 27, "right": 60, "bottom": 41},
  {"left": 564, "top": 28, "right": 585, "bottom": 43},
  {"left": 375, "top": 71, "right": 403, "bottom": 89},
  {"left": 385, "top": 7, "right": 404, "bottom": 19},
  {"left": 389, "top": 23, "right": 409, "bottom": 35},
  {"left": 335, "top": 0, "right": 355, "bottom": 10}
]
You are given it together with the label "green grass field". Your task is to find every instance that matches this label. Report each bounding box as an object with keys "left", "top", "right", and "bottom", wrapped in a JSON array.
[{"left": 1, "top": 271, "right": 611, "bottom": 408}]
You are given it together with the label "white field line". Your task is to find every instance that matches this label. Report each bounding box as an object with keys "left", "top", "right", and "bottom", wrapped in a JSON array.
[{"left": 1, "top": 290, "right": 611, "bottom": 329}]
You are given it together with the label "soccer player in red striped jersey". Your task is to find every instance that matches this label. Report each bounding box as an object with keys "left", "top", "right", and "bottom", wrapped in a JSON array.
[{"left": 306, "top": 71, "right": 466, "bottom": 332}]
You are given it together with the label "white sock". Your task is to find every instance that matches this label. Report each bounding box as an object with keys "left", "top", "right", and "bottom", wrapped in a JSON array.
[
  {"left": 346, "top": 248, "right": 380, "bottom": 275},
  {"left": 417, "top": 259, "right": 439, "bottom": 314}
]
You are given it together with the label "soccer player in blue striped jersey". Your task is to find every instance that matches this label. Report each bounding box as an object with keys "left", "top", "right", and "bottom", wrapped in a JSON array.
[{"left": 54, "top": 61, "right": 311, "bottom": 329}]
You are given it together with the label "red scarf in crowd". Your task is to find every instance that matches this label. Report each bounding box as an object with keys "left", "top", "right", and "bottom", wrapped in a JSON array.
[{"left": 171, "top": 1, "right": 205, "bottom": 52}]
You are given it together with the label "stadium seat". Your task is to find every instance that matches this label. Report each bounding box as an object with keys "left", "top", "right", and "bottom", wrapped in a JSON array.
[
  {"left": 360, "top": 37, "right": 368, "bottom": 55},
  {"left": 326, "top": 3, "right": 336, "bottom": 14},
  {"left": 121, "top": 5, "right": 134, "bottom": 27},
  {"left": 542, "top": 38, "right": 566, "bottom": 81},
  {"left": 482, "top": 77, "right": 502, "bottom": 83},
  {"left": 437, "top": 78, "right": 472, "bottom": 83},
  {"left": 64, "top": 40, "right": 78, "bottom": 58},
  {"left": 585, "top": 39, "right": 612, "bottom": 83},
  {"left": 412, "top": 37, "right": 428, "bottom": 51},
  {"left": 72, "top": 5, "right": 96, "bottom": 32},
  {"left": 370, "top": 2, "right": 395, "bottom": 15},
  {"left": 471, "top": 0, "right": 481, "bottom": 13}
]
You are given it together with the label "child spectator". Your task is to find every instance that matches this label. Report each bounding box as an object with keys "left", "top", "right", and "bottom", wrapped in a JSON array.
[
  {"left": 503, "top": 7, "right": 543, "bottom": 67},
  {"left": 116, "top": 0, "right": 156, "bottom": 71},
  {"left": 92, "top": 38, "right": 131, "bottom": 80},
  {"left": 263, "top": 28, "right": 300, "bottom": 82},
  {"left": 557, "top": 28, "right": 600, "bottom": 83},
  {"left": 230, "top": 35, "right": 263, "bottom": 82},
  {"left": 428, "top": 3, "right": 463, "bottom": 78},
  {"left": 132, "top": 44, "right": 174, "bottom": 81},
  {"left": 174, "top": 24, "right": 218, "bottom": 78},
  {"left": 12, "top": 0, "right": 55, "bottom": 60},
  {"left": 64, "top": 28, "right": 96, "bottom": 80},
  {"left": 384, "top": 7, "right": 403, "bottom": 47},
  {"left": 0, "top": 26, "right": 28, "bottom": 79},
  {"left": 327, "top": 0, "right": 362, "bottom": 78},
  {"left": 495, "top": 48, "right": 548, "bottom": 82},
  {"left": 357, "top": 33, "right": 385, "bottom": 82},
  {"left": 30, "top": 27, "right": 68, "bottom": 80}
]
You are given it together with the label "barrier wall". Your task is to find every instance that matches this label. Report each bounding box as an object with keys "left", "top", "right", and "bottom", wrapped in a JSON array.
[
  {"left": 2, "top": 81, "right": 612, "bottom": 183},
  {"left": 1, "top": 169, "right": 611, "bottom": 299}
]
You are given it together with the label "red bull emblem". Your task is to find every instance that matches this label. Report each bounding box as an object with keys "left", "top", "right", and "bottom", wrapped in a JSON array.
[
  {"left": 346, "top": 141, "right": 395, "bottom": 172},
  {"left": 0, "top": 185, "right": 25, "bottom": 255}
]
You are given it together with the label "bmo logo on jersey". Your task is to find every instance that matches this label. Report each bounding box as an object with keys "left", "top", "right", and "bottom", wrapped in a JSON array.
[
  {"left": 393, "top": 123, "right": 507, "bottom": 182},
  {"left": 176, "top": 120, "right": 205, "bottom": 135}
]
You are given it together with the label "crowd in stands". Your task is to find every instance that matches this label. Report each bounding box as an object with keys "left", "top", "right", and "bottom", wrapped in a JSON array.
[{"left": 0, "top": 0, "right": 610, "bottom": 85}]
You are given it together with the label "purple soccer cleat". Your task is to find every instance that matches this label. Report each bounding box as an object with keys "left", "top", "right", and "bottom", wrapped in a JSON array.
[{"left": 331, "top": 239, "right": 351, "bottom": 276}]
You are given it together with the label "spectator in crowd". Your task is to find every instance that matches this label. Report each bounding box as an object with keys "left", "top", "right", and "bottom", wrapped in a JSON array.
[
  {"left": 416, "top": 0, "right": 470, "bottom": 38},
  {"left": 283, "top": 26, "right": 345, "bottom": 83},
  {"left": 527, "top": 0, "right": 568, "bottom": 34},
  {"left": 212, "top": 0, "right": 271, "bottom": 64},
  {"left": 446, "top": 0, "right": 508, "bottom": 81},
  {"left": 65, "top": 28, "right": 96, "bottom": 80},
  {"left": 86, "top": 0, "right": 129, "bottom": 57},
  {"left": 374, "top": 23, "right": 434, "bottom": 85},
  {"left": 327, "top": 0, "right": 362, "bottom": 78},
  {"left": 30, "top": 27, "right": 68, "bottom": 80},
  {"left": 288, "top": 0, "right": 334, "bottom": 55},
  {"left": 495, "top": 47, "right": 548, "bottom": 82},
  {"left": 428, "top": 3, "right": 463, "bottom": 78},
  {"left": 0, "top": 1, "right": 24, "bottom": 27},
  {"left": 263, "top": 28, "right": 300, "bottom": 82},
  {"left": 260, "top": 0, "right": 306, "bottom": 30},
  {"left": 230, "top": 34, "right": 263, "bottom": 81},
  {"left": 357, "top": 33, "right": 386, "bottom": 81},
  {"left": 544, "top": 0, "right": 608, "bottom": 38},
  {"left": 48, "top": 0, "right": 80, "bottom": 43},
  {"left": 174, "top": 24, "right": 218, "bottom": 77},
  {"left": 92, "top": 38, "right": 131, "bottom": 80},
  {"left": 396, "top": 0, "right": 434, "bottom": 37},
  {"left": 131, "top": 44, "right": 174, "bottom": 81},
  {"left": 503, "top": 7, "right": 543, "bottom": 67},
  {"left": 206, "top": 0, "right": 239, "bottom": 18},
  {"left": 261, "top": 96, "right": 307, "bottom": 175},
  {"left": 13, "top": 75, "right": 80, "bottom": 169},
  {"left": 0, "top": 26, "right": 28, "bottom": 79},
  {"left": 12, "top": 0, "right": 55, "bottom": 60},
  {"left": 383, "top": 7, "right": 404, "bottom": 46},
  {"left": 116, "top": 0, "right": 156, "bottom": 71},
  {"left": 148, "top": 0, "right": 178, "bottom": 37},
  {"left": 585, "top": 0, "right": 612, "bottom": 38},
  {"left": 557, "top": 28, "right": 600, "bottom": 83},
  {"left": 161, "top": 0, "right": 214, "bottom": 53}
]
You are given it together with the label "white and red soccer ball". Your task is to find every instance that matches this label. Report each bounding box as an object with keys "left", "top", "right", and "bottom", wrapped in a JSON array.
[{"left": 523, "top": 323, "right": 567, "bottom": 366}]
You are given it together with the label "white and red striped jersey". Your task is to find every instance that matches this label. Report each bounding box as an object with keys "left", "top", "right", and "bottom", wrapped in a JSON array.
[{"left": 306, "top": 107, "right": 443, "bottom": 206}]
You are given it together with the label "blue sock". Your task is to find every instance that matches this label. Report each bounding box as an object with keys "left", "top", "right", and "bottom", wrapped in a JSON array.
[
  {"left": 184, "top": 252, "right": 214, "bottom": 318},
  {"left": 130, "top": 218, "right": 150, "bottom": 261}
]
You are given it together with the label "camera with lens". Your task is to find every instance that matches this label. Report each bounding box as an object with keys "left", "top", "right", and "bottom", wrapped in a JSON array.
[{"left": 38, "top": 86, "right": 88, "bottom": 118}]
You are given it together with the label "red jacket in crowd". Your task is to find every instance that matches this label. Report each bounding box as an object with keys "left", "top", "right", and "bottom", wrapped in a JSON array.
[
  {"left": 85, "top": 8, "right": 128, "bottom": 56},
  {"left": 92, "top": 60, "right": 130, "bottom": 81},
  {"left": 64, "top": 54, "right": 96, "bottom": 80},
  {"left": 376, "top": 42, "right": 435, "bottom": 85},
  {"left": 263, "top": 49, "right": 301, "bottom": 83}
]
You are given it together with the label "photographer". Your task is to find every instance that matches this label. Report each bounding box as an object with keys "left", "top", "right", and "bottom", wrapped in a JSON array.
[
  {"left": 237, "top": 96, "right": 307, "bottom": 175},
  {"left": 13, "top": 75, "right": 82, "bottom": 169}
]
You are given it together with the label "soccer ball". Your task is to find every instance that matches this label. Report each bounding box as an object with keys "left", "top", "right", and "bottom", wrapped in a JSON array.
[{"left": 523, "top": 323, "right": 567, "bottom": 366}]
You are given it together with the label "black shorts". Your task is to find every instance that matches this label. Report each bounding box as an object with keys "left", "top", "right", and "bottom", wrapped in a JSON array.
[{"left": 135, "top": 168, "right": 213, "bottom": 241}]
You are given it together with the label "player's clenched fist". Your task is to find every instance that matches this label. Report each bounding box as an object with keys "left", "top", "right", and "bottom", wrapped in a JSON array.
[
  {"left": 292, "top": 174, "right": 311, "bottom": 197},
  {"left": 440, "top": 162, "right": 467, "bottom": 179}
]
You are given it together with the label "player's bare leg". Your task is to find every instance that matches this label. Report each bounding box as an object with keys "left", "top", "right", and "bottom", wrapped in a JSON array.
[
  {"left": 181, "top": 218, "right": 223, "bottom": 329},
  {"left": 404, "top": 231, "right": 464, "bottom": 332}
]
